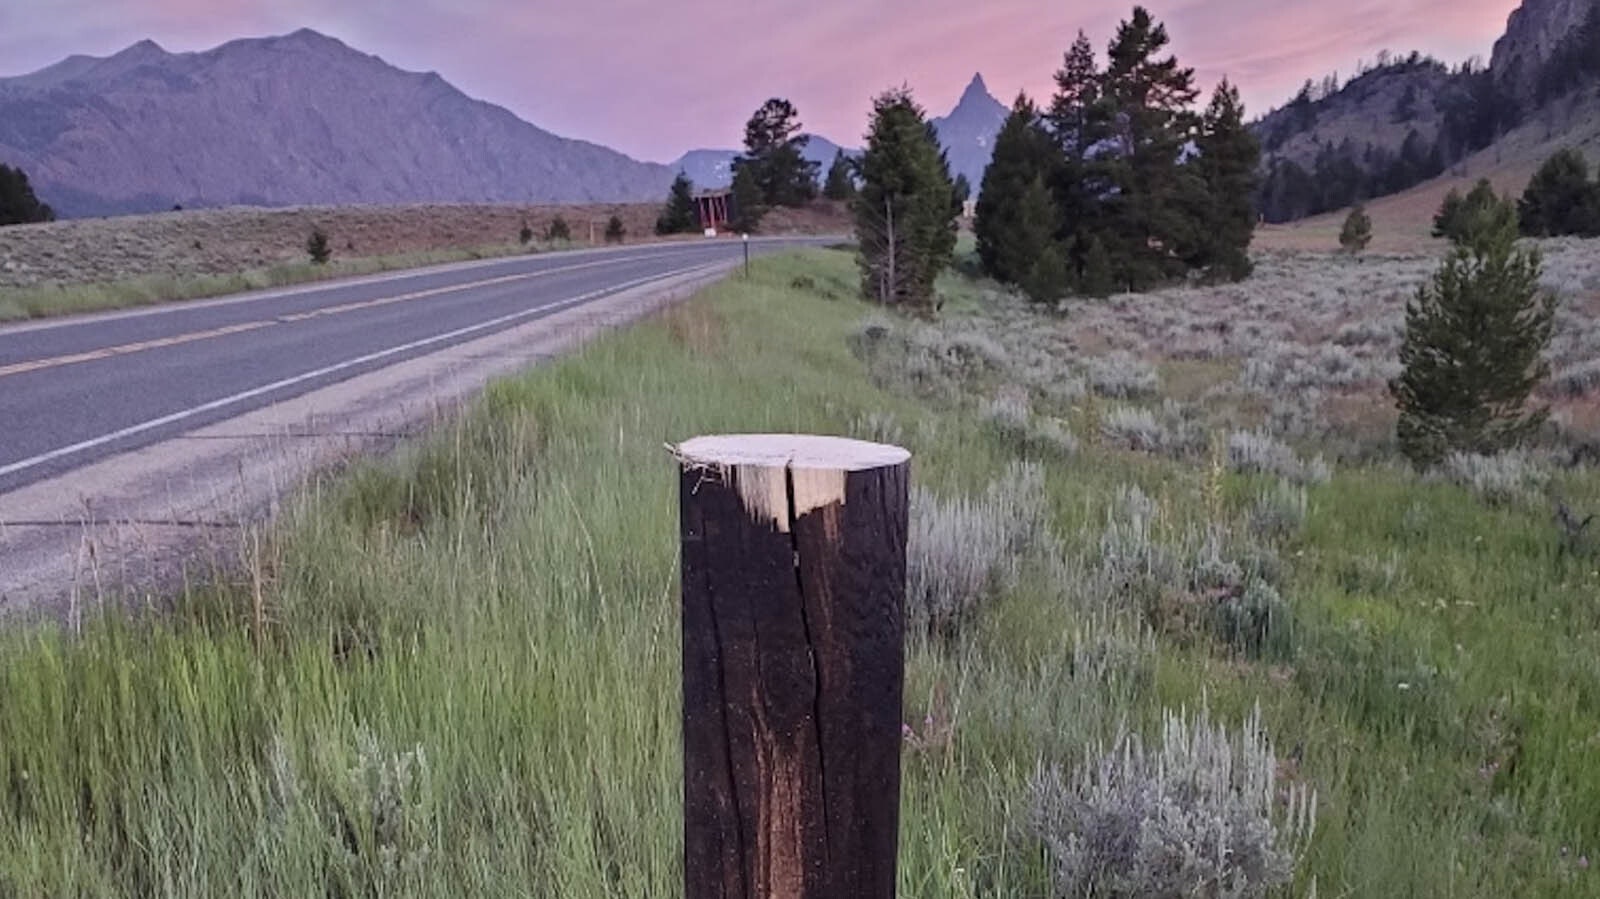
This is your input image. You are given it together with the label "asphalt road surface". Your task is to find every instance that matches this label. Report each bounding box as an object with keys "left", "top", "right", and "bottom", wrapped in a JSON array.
[{"left": 0, "top": 238, "right": 823, "bottom": 495}]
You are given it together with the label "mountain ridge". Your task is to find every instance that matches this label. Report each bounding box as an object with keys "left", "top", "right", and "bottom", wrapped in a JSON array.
[{"left": 0, "top": 31, "right": 677, "bottom": 216}]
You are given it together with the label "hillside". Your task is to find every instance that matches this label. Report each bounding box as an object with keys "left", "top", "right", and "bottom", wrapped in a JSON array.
[
  {"left": 0, "top": 30, "right": 677, "bottom": 217},
  {"left": 1257, "top": 97, "right": 1600, "bottom": 252},
  {"left": 1253, "top": 0, "right": 1600, "bottom": 222}
]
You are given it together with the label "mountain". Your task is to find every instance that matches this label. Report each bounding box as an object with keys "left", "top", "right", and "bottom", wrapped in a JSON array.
[
  {"left": 669, "top": 135, "right": 853, "bottom": 191},
  {"left": 666, "top": 74, "right": 1007, "bottom": 197},
  {"left": 0, "top": 30, "right": 676, "bottom": 217},
  {"left": 932, "top": 74, "right": 1009, "bottom": 191},
  {"left": 1253, "top": 0, "right": 1600, "bottom": 222}
]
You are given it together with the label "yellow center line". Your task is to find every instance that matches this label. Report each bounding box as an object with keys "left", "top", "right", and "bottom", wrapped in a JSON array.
[
  {"left": 0, "top": 321, "right": 275, "bottom": 378},
  {"left": 0, "top": 249, "right": 702, "bottom": 381}
]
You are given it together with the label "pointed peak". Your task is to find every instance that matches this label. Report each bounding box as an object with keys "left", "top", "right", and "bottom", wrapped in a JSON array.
[
  {"left": 962, "top": 73, "right": 990, "bottom": 100},
  {"left": 117, "top": 38, "right": 167, "bottom": 57}
]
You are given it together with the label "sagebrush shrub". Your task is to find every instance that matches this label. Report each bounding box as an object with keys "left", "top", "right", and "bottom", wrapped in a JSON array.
[
  {"left": 907, "top": 462, "right": 1048, "bottom": 636},
  {"left": 1087, "top": 351, "right": 1160, "bottom": 398},
  {"left": 1031, "top": 704, "right": 1315, "bottom": 899},
  {"left": 1227, "top": 429, "right": 1331, "bottom": 485},
  {"left": 1441, "top": 450, "right": 1551, "bottom": 505}
]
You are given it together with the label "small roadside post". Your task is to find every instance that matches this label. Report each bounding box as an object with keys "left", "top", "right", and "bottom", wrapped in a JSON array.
[
  {"left": 674, "top": 434, "right": 911, "bottom": 899},
  {"left": 742, "top": 232, "right": 750, "bottom": 279}
]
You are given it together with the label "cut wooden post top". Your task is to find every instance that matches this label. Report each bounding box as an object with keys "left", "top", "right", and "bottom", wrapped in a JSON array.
[{"left": 673, "top": 434, "right": 911, "bottom": 532}]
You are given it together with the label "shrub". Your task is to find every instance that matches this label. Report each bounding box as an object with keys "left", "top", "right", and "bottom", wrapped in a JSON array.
[
  {"left": 1227, "top": 429, "right": 1331, "bottom": 485},
  {"left": 980, "top": 388, "right": 1032, "bottom": 440},
  {"left": 1339, "top": 204, "right": 1372, "bottom": 254},
  {"left": 906, "top": 462, "right": 1048, "bottom": 637},
  {"left": 1249, "top": 480, "right": 1309, "bottom": 541},
  {"left": 1101, "top": 406, "right": 1167, "bottom": 453},
  {"left": 307, "top": 228, "right": 332, "bottom": 264},
  {"left": 604, "top": 215, "right": 626, "bottom": 244},
  {"left": 1441, "top": 450, "right": 1551, "bottom": 505},
  {"left": 545, "top": 216, "right": 571, "bottom": 242},
  {"left": 1086, "top": 351, "right": 1160, "bottom": 398},
  {"left": 518, "top": 220, "right": 534, "bottom": 245},
  {"left": 1552, "top": 359, "right": 1600, "bottom": 398},
  {"left": 1031, "top": 704, "right": 1315, "bottom": 899}
]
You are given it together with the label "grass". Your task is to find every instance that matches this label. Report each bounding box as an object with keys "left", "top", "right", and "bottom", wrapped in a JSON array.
[
  {"left": 0, "top": 241, "right": 578, "bottom": 322},
  {"left": 2, "top": 247, "right": 1599, "bottom": 895}
]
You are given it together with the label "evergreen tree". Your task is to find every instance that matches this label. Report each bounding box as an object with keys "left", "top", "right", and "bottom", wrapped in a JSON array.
[
  {"left": 545, "top": 216, "right": 571, "bottom": 242},
  {"left": 823, "top": 150, "right": 857, "bottom": 200},
  {"left": 1432, "top": 188, "right": 1465, "bottom": 239},
  {"left": 728, "top": 164, "right": 766, "bottom": 233},
  {"left": 1191, "top": 79, "right": 1260, "bottom": 280},
  {"left": 656, "top": 171, "right": 699, "bottom": 235},
  {"left": 1519, "top": 149, "right": 1600, "bottom": 237},
  {"left": 0, "top": 163, "right": 55, "bottom": 226},
  {"left": 1047, "top": 30, "right": 1110, "bottom": 277},
  {"left": 307, "top": 228, "right": 331, "bottom": 264},
  {"left": 1098, "top": 7, "right": 1204, "bottom": 289},
  {"left": 854, "top": 88, "right": 958, "bottom": 312},
  {"left": 1339, "top": 205, "right": 1372, "bottom": 254},
  {"left": 975, "top": 94, "right": 1059, "bottom": 285},
  {"left": 1390, "top": 193, "right": 1555, "bottom": 467},
  {"left": 952, "top": 174, "right": 972, "bottom": 209},
  {"left": 604, "top": 215, "right": 626, "bottom": 244},
  {"left": 1437, "top": 178, "right": 1519, "bottom": 254},
  {"left": 733, "top": 99, "right": 819, "bottom": 208},
  {"left": 519, "top": 219, "right": 534, "bottom": 245},
  {"left": 1016, "top": 176, "right": 1068, "bottom": 303},
  {"left": 1077, "top": 234, "right": 1117, "bottom": 298}
]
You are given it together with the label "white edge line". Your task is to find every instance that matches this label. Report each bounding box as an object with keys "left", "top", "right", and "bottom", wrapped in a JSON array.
[{"left": 0, "top": 261, "right": 728, "bottom": 480}]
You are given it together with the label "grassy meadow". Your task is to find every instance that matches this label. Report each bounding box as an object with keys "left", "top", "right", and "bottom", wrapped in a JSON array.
[{"left": 2, "top": 244, "right": 1599, "bottom": 896}]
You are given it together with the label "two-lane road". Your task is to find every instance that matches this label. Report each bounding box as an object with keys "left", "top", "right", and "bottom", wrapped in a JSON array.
[{"left": 0, "top": 237, "right": 821, "bottom": 494}]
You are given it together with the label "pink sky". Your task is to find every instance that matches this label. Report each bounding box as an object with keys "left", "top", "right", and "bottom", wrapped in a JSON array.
[{"left": 0, "top": 0, "right": 1519, "bottom": 162}]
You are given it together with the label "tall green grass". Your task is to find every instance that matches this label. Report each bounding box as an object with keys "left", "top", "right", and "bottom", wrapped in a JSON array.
[{"left": 0, "top": 249, "right": 1597, "bottom": 895}]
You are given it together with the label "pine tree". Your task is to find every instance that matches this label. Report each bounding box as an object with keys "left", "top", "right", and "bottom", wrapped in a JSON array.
[
  {"left": 1098, "top": 6, "right": 1203, "bottom": 289},
  {"left": 1014, "top": 175, "right": 1064, "bottom": 303},
  {"left": 307, "top": 227, "right": 331, "bottom": 264},
  {"left": 1078, "top": 234, "right": 1117, "bottom": 298},
  {"left": 604, "top": 215, "right": 626, "bottom": 244},
  {"left": 1191, "top": 79, "right": 1260, "bottom": 280},
  {"left": 1519, "top": 149, "right": 1600, "bottom": 237},
  {"left": 854, "top": 88, "right": 958, "bottom": 312},
  {"left": 0, "top": 163, "right": 55, "bottom": 226},
  {"left": 975, "top": 94, "right": 1059, "bottom": 285},
  {"left": 656, "top": 172, "right": 699, "bottom": 235},
  {"left": 1432, "top": 188, "right": 1465, "bottom": 239},
  {"left": 728, "top": 164, "right": 765, "bottom": 233},
  {"left": 1390, "top": 194, "right": 1555, "bottom": 467},
  {"left": 1339, "top": 205, "right": 1372, "bottom": 254},
  {"left": 1046, "top": 31, "right": 1110, "bottom": 267},
  {"left": 823, "top": 150, "right": 856, "bottom": 201},
  {"left": 1436, "top": 178, "right": 1519, "bottom": 254},
  {"left": 545, "top": 216, "right": 571, "bottom": 242},
  {"left": 734, "top": 99, "right": 819, "bottom": 208}
]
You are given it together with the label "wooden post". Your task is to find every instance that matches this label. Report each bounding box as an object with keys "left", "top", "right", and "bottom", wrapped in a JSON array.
[{"left": 675, "top": 434, "right": 911, "bottom": 899}]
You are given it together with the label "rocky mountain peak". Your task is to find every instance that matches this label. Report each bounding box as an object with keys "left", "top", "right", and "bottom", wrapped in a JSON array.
[
  {"left": 1491, "top": 0, "right": 1600, "bottom": 101},
  {"left": 958, "top": 73, "right": 992, "bottom": 107}
]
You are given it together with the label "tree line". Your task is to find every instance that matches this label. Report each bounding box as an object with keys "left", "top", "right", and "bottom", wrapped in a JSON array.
[
  {"left": 973, "top": 7, "right": 1261, "bottom": 300},
  {"left": 0, "top": 163, "right": 55, "bottom": 226}
]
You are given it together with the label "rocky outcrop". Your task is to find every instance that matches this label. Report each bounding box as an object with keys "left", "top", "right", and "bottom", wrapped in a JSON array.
[{"left": 1491, "top": 0, "right": 1600, "bottom": 103}]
